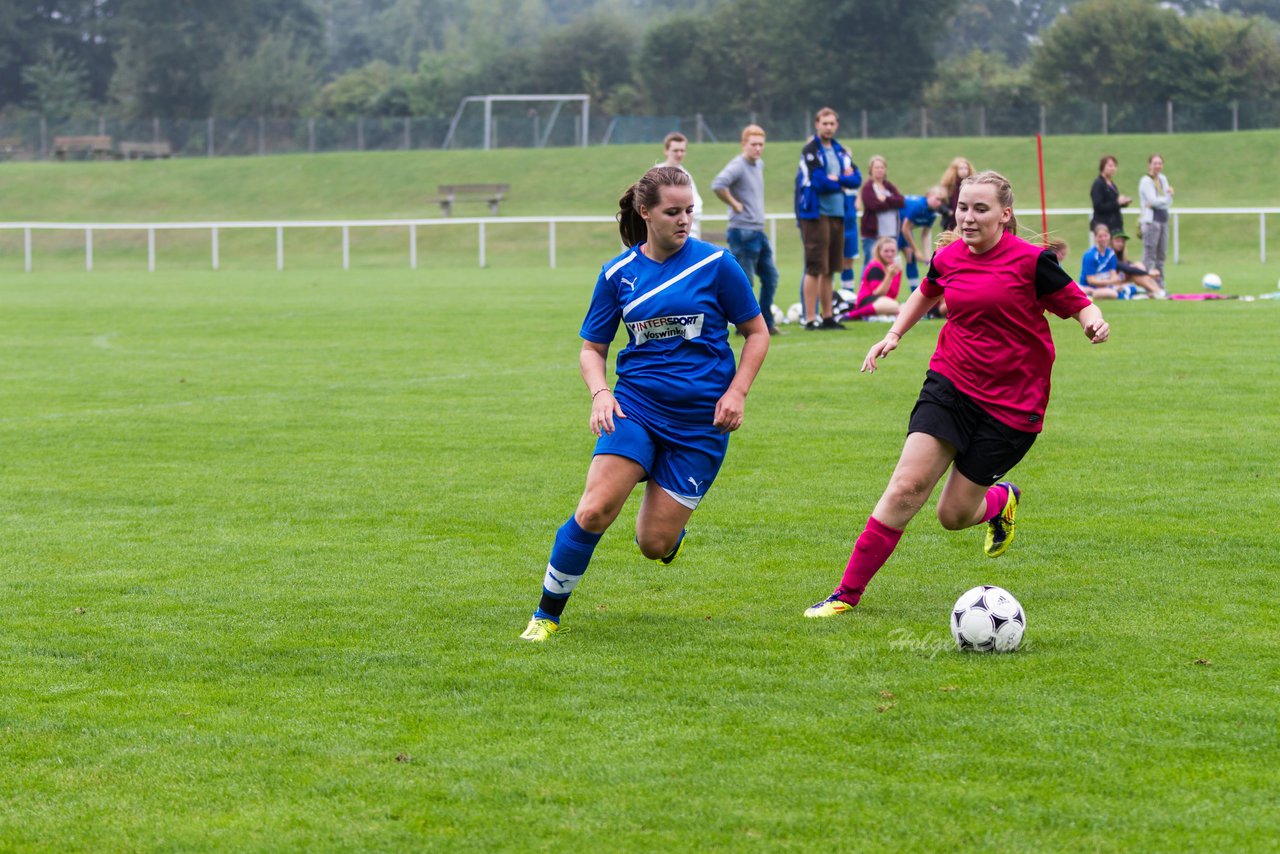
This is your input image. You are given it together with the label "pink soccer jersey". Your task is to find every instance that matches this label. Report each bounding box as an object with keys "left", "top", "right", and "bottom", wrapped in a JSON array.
[{"left": 919, "top": 231, "right": 1091, "bottom": 433}]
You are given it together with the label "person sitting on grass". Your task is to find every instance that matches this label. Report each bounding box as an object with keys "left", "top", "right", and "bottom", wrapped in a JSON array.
[
  {"left": 838, "top": 236, "right": 902, "bottom": 321},
  {"left": 1078, "top": 223, "right": 1125, "bottom": 300},
  {"left": 1110, "top": 229, "right": 1165, "bottom": 297}
]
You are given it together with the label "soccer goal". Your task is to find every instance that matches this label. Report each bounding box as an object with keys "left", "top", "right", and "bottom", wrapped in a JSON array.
[{"left": 442, "top": 95, "right": 590, "bottom": 150}]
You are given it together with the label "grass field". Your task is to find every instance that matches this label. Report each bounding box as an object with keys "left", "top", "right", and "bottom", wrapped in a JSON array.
[{"left": 1, "top": 259, "right": 1277, "bottom": 850}]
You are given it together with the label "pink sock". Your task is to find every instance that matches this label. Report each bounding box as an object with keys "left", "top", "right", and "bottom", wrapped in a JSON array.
[
  {"left": 843, "top": 304, "right": 877, "bottom": 321},
  {"left": 837, "top": 516, "right": 904, "bottom": 603},
  {"left": 981, "top": 484, "right": 1010, "bottom": 523}
]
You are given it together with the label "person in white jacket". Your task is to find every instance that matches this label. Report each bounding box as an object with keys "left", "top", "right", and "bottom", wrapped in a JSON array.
[
  {"left": 1137, "top": 154, "right": 1173, "bottom": 288},
  {"left": 660, "top": 132, "right": 703, "bottom": 239}
]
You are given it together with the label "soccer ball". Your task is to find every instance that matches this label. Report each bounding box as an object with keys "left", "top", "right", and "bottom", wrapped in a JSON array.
[
  {"left": 770, "top": 303, "right": 785, "bottom": 326},
  {"left": 785, "top": 302, "right": 803, "bottom": 324},
  {"left": 950, "top": 585, "right": 1026, "bottom": 652},
  {"left": 1202, "top": 273, "right": 1222, "bottom": 290}
]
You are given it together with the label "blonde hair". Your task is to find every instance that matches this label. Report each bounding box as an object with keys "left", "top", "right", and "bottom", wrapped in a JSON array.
[
  {"left": 871, "top": 236, "right": 901, "bottom": 272},
  {"left": 935, "top": 230, "right": 960, "bottom": 249},
  {"left": 958, "top": 170, "right": 1018, "bottom": 234},
  {"left": 815, "top": 107, "right": 838, "bottom": 121},
  {"left": 741, "top": 124, "right": 765, "bottom": 144},
  {"left": 663, "top": 132, "right": 687, "bottom": 150},
  {"left": 617, "top": 166, "right": 692, "bottom": 247},
  {"left": 1046, "top": 237, "right": 1069, "bottom": 261},
  {"left": 867, "top": 154, "right": 887, "bottom": 174},
  {"left": 940, "top": 157, "right": 974, "bottom": 196}
]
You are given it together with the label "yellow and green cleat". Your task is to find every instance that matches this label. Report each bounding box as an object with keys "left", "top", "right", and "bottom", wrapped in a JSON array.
[
  {"left": 519, "top": 617, "right": 560, "bottom": 642},
  {"left": 984, "top": 482, "right": 1021, "bottom": 558},
  {"left": 804, "top": 592, "right": 858, "bottom": 618}
]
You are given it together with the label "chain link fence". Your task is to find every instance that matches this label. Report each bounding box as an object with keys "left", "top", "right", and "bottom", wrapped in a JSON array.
[{"left": 2, "top": 98, "right": 1278, "bottom": 159}]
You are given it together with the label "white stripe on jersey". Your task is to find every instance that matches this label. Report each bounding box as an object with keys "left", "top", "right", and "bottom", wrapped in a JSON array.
[
  {"left": 605, "top": 251, "right": 637, "bottom": 281},
  {"left": 622, "top": 250, "right": 723, "bottom": 319}
]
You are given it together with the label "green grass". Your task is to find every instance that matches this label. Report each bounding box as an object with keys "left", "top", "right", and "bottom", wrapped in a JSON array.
[{"left": 1, "top": 262, "right": 1277, "bottom": 851}]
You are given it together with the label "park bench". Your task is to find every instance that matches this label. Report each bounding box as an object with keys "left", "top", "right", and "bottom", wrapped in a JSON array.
[
  {"left": 0, "top": 136, "right": 27, "bottom": 159},
  {"left": 118, "top": 141, "right": 173, "bottom": 160},
  {"left": 52, "top": 135, "right": 113, "bottom": 161},
  {"left": 436, "top": 183, "right": 510, "bottom": 216}
]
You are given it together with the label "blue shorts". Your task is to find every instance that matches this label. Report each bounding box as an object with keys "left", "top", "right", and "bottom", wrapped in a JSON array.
[{"left": 593, "top": 391, "right": 729, "bottom": 510}]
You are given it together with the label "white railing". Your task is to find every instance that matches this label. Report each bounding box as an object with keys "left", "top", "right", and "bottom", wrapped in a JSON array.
[{"left": 2, "top": 207, "right": 1274, "bottom": 271}]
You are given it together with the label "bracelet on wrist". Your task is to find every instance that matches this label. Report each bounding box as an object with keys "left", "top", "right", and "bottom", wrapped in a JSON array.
[
  {"left": 591, "top": 387, "right": 612, "bottom": 400},
  {"left": 886, "top": 330, "right": 902, "bottom": 339}
]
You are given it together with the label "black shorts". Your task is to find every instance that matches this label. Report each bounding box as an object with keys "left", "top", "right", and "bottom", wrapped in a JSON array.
[{"left": 907, "top": 370, "right": 1037, "bottom": 485}]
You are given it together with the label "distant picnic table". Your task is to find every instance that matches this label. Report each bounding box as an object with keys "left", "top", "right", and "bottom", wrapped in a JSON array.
[
  {"left": 436, "top": 183, "right": 510, "bottom": 216},
  {"left": 118, "top": 141, "right": 173, "bottom": 160}
]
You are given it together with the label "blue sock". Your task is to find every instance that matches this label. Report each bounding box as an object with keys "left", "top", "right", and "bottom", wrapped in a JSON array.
[
  {"left": 841, "top": 268, "right": 855, "bottom": 283},
  {"left": 535, "top": 516, "right": 603, "bottom": 621}
]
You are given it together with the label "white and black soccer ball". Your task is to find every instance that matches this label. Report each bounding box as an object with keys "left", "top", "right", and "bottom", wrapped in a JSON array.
[
  {"left": 951, "top": 585, "right": 1025, "bottom": 652},
  {"left": 771, "top": 303, "right": 785, "bottom": 326},
  {"left": 785, "top": 302, "right": 803, "bottom": 324}
]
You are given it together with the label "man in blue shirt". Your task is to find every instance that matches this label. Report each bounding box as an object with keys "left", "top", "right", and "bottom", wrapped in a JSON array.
[
  {"left": 898, "top": 185, "right": 946, "bottom": 291},
  {"left": 794, "top": 108, "right": 861, "bottom": 329}
]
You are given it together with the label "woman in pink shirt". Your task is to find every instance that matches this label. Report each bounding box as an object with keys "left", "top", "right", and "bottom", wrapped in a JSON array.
[{"left": 806, "top": 171, "right": 1110, "bottom": 618}]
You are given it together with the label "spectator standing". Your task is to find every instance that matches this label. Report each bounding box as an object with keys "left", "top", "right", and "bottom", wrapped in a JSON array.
[
  {"left": 794, "top": 107, "right": 862, "bottom": 330},
  {"left": 899, "top": 186, "right": 947, "bottom": 292},
  {"left": 938, "top": 156, "right": 974, "bottom": 232},
  {"left": 1090, "top": 154, "right": 1131, "bottom": 235},
  {"left": 712, "top": 125, "right": 780, "bottom": 335},
  {"left": 859, "top": 155, "right": 905, "bottom": 266},
  {"left": 1138, "top": 153, "right": 1173, "bottom": 288},
  {"left": 660, "top": 132, "right": 703, "bottom": 239}
]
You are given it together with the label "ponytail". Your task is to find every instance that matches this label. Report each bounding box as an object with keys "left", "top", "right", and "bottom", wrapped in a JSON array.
[{"left": 617, "top": 165, "right": 692, "bottom": 248}]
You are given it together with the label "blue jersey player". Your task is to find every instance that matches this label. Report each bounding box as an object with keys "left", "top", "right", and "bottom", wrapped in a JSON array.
[{"left": 520, "top": 166, "right": 771, "bottom": 642}]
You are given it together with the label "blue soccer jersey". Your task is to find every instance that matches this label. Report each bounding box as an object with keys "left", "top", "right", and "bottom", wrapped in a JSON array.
[
  {"left": 900, "top": 194, "right": 939, "bottom": 231},
  {"left": 580, "top": 238, "right": 761, "bottom": 424}
]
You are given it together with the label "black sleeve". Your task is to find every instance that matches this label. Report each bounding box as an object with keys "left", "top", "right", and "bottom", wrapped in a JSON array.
[
  {"left": 866, "top": 267, "right": 886, "bottom": 284},
  {"left": 925, "top": 258, "right": 941, "bottom": 282},
  {"left": 1090, "top": 177, "right": 1117, "bottom": 216},
  {"left": 1035, "top": 250, "right": 1074, "bottom": 297}
]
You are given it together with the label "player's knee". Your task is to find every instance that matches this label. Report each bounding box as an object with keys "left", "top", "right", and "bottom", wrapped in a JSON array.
[
  {"left": 635, "top": 530, "right": 675, "bottom": 560},
  {"left": 936, "top": 505, "right": 971, "bottom": 531},
  {"left": 574, "top": 501, "right": 616, "bottom": 534}
]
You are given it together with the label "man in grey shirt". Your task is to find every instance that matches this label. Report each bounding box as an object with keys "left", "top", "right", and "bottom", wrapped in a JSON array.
[{"left": 712, "top": 124, "right": 779, "bottom": 334}]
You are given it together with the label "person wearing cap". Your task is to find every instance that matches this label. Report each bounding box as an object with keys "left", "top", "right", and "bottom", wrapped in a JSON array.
[{"left": 1110, "top": 228, "right": 1165, "bottom": 297}]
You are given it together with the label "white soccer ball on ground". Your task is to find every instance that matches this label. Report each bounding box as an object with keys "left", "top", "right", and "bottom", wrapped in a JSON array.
[
  {"left": 1202, "top": 273, "right": 1222, "bottom": 290},
  {"left": 771, "top": 304, "right": 785, "bottom": 326},
  {"left": 951, "top": 585, "right": 1025, "bottom": 652},
  {"left": 785, "top": 302, "right": 803, "bottom": 324}
]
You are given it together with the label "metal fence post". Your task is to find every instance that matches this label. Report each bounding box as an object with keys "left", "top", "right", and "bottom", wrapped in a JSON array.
[
  {"left": 921, "top": 107, "right": 928, "bottom": 139},
  {"left": 39, "top": 115, "right": 47, "bottom": 159},
  {"left": 1039, "top": 105, "right": 1046, "bottom": 136},
  {"left": 358, "top": 117, "right": 365, "bottom": 151},
  {"left": 410, "top": 224, "right": 417, "bottom": 269},
  {"left": 978, "top": 105, "right": 986, "bottom": 137},
  {"left": 258, "top": 117, "right": 266, "bottom": 156},
  {"left": 276, "top": 226, "right": 284, "bottom": 271},
  {"left": 85, "top": 228, "right": 93, "bottom": 272},
  {"left": 1167, "top": 100, "right": 1173, "bottom": 134},
  {"left": 342, "top": 225, "right": 350, "bottom": 270},
  {"left": 1232, "top": 100, "right": 1239, "bottom": 132},
  {"left": 549, "top": 221, "right": 556, "bottom": 269},
  {"left": 1102, "top": 102, "right": 1108, "bottom": 135},
  {"left": 695, "top": 113, "right": 704, "bottom": 144},
  {"left": 24, "top": 227, "right": 31, "bottom": 272},
  {"left": 153, "top": 117, "right": 160, "bottom": 143},
  {"left": 479, "top": 221, "right": 486, "bottom": 268},
  {"left": 148, "top": 227, "right": 155, "bottom": 272},
  {"left": 208, "top": 117, "right": 215, "bottom": 158},
  {"left": 861, "top": 109, "right": 868, "bottom": 140},
  {"left": 308, "top": 118, "right": 315, "bottom": 153},
  {"left": 212, "top": 227, "right": 219, "bottom": 271},
  {"left": 404, "top": 116, "right": 411, "bottom": 150}
]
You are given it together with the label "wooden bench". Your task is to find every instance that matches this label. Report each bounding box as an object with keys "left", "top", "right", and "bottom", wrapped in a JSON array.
[
  {"left": 0, "top": 136, "right": 27, "bottom": 159},
  {"left": 52, "top": 135, "right": 113, "bottom": 161},
  {"left": 436, "top": 183, "right": 510, "bottom": 216},
  {"left": 118, "top": 141, "right": 173, "bottom": 160}
]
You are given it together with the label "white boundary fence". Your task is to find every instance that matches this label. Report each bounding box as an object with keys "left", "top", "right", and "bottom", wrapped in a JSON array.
[{"left": 1, "top": 208, "right": 1273, "bottom": 272}]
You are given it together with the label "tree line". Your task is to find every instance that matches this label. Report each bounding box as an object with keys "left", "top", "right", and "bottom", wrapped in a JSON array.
[{"left": 3, "top": 0, "right": 1279, "bottom": 123}]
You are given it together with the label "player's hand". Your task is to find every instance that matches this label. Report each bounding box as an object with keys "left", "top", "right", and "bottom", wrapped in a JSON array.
[
  {"left": 862, "top": 334, "right": 900, "bottom": 373},
  {"left": 589, "top": 391, "right": 626, "bottom": 436},
  {"left": 713, "top": 388, "right": 746, "bottom": 433},
  {"left": 1085, "top": 319, "right": 1109, "bottom": 344}
]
